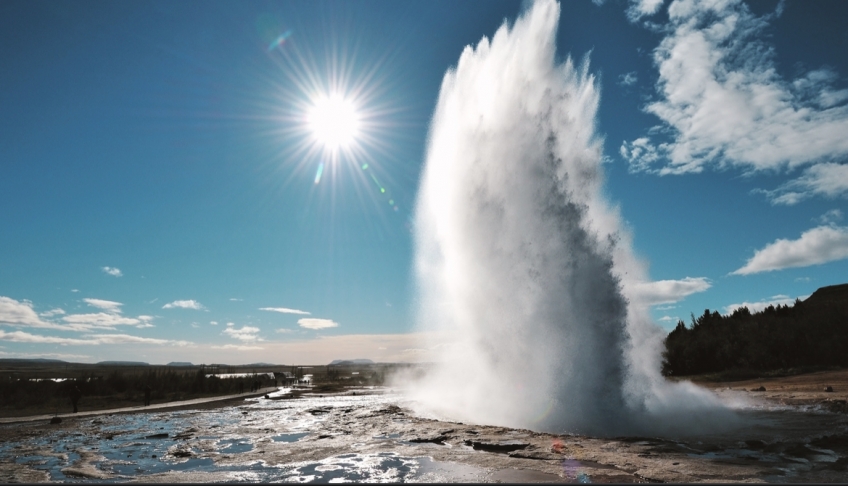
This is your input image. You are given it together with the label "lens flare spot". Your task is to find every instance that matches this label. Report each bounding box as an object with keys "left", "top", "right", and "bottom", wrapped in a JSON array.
[
  {"left": 314, "top": 163, "right": 324, "bottom": 184},
  {"left": 267, "top": 30, "right": 292, "bottom": 52}
]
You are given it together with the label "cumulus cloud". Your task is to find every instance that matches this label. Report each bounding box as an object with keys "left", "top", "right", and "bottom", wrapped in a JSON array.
[
  {"left": 297, "top": 318, "right": 339, "bottom": 330},
  {"left": 622, "top": 0, "right": 848, "bottom": 186},
  {"left": 83, "top": 298, "right": 123, "bottom": 314},
  {"left": 630, "top": 277, "right": 711, "bottom": 305},
  {"left": 723, "top": 294, "right": 808, "bottom": 315},
  {"left": 757, "top": 163, "right": 848, "bottom": 205},
  {"left": 162, "top": 300, "right": 205, "bottom": 310},
  {"left": 732, "top": 225, "right": 848, "bottom": 275},
  {"left": 222, "top": 325, "right": 262, "bottom": 342},
  {"left": 626, "top": 0, "right": 664, "bottom": 21},
  {"left": 102, "top": 266, "right": 122, "bottom": 277},
  {"left": 259, "top": 307, "right": 311, "bottom": 315}
]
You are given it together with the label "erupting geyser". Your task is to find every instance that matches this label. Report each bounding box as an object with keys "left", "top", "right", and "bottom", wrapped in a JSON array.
[{"left": 410, "top": 0, "right": 731, "bottom": 436}]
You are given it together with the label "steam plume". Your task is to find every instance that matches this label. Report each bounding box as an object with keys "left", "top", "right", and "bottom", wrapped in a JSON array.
[{"left": 410, "top": 0, "right": 731, "bottom": 436}]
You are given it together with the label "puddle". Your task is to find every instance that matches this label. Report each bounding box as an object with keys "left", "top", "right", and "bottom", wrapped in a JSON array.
[
  {"left": 272, "top": 432, "right": 310, "bottom": 443},
  {"left": 217, "top": 438, "right": 253, "bottom": 454}
]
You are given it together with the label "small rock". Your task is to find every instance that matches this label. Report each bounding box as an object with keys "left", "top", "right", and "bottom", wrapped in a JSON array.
[
  {"left": 50, "top": 417, "right": 62, "bottom": 425},
  {"left": 752, "top": 386, "right": 766, "bottom": 392},
  {"left": 825, "top": 386, "right": 834, "bottom": 392},
  {"left": 146, "top": 433, "right": 169, "bottom": 439}
]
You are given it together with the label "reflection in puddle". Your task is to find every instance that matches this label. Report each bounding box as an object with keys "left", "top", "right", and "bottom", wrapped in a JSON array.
[{"left": 217, "top": 438, "right": 253, "bottom": 453}]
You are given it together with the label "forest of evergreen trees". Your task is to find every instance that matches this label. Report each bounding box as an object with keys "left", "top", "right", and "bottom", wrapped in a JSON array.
[{"left": 661, "top": 283, "right": 848, "bottom": 376}]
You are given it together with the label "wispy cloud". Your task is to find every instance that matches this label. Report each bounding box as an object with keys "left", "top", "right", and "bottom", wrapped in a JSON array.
[
  {"left": 0, "top": 330, "right": 189, "bottom": 346},
  {"left": 61, "top": 313, "right": 149, "bottom": 332},
  {"left": 297, "top": 318, "right": 339, "bottom": 330},
  {"left": 162, "top": 300, "right": 205, "bottom": 310},
  {"left": 222, "top": 325, "right": 262, "bottom": 342},
  {"left": 621, "top": 0, "right": 848, "bottom": 187},
  {"left": 630, "top": 277, "right": 711, "bottom": 305},
  {"left": 723, "top": 294, "right": 808, "bottom": 315},
  {"left": 618, "top": 71, "right": 638, "bottom": 86},
  {"left": 39, "top": 308, "right": 66, "bottom": 318},
  {"left": 210, "top": 344, "right": 264, "bottom": 351},
  {"left": 83, "top": 298, "right": 123, "bottom": 314},
  {"left": 732, "top": 225, "right": 848, "bottom": 275},
  {"left": 756, "top": 163, "right": 848, "bottom": 205},
  {"left": 259, "top": 307, "right": 311, "bottom": 315},
  {"left": 102, "top": 266, "right": 122, "bottom": 277}
]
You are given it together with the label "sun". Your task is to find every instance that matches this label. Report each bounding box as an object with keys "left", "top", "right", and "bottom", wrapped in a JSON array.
[{"left": 307, "top": 94, "right": 360, "bottom": 151}]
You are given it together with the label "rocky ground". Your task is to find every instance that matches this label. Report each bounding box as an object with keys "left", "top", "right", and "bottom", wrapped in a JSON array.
[{"left": 2, "top": 374, "right": 848, "bottom": 483}]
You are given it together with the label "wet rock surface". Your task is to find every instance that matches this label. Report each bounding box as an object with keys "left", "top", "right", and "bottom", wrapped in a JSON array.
[{"left": 2, "top": 386, "right": 848, "bottom": 482}]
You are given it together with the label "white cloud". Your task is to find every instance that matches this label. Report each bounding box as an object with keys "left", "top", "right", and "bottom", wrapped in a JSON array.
[
  {"left": 259, "top": 307, "right": 311, "bottom": 315},
  {"left": 191, "top": 323, "right": 200, "bottom": 328},
  {"left": 0, "top": 329, "right": 91, "bottom": 345},
  {"left": 210, "top": 344, "right": 264, "bottom": 351},
  {"left": 222, "top": 325, "right": 262, "bottom": 342},
  {"left": 0, "top": 330, "right": 188, "bottom": 346},
  {"left": 626, "top": 0, "right": 664, "bottom": 21},
  {"left": 297, "top": 318, "right": 339, "bottom": 330},
  {"left": 102, "top": 266, "right": 123, "bottom": 277},
  {"left": 658, "top": 315, "right": 678, "bottom": 322},
  {"left": 630, "top": 277, "right": 711, "bottom": 305},
  {"left": 758, "top": 163, "right": 848, "bottom": 205},
  {"left": 83, "top": 298, "right": 123, "bottom": 314},
  {"left": 723, "top": 294, "right": 807, "bottom": 315},
  {"left": 39, "top": 308, "right": 66, "bottom": 318},
  {"left": 622, "top": 0, "right": 848, "bottom": 183},
  {"left": 818, "top": 209, "right": 844, "bottom": 225},
  {"left": 275, "top": 328, "right": 296, "bottom": 334},
  {"left": 618, "top": 71, "right": 638, "bottom": 86},
  {"left": 162, "top": 300, "right": 205, "bottom": 310},
  {"left": 732, "top": 225, "right": 848, "bottom": 275},
  {"left": 70, "top": 289, "right": 79, "bottom": 293},
  {"left": 61, "top": 313, "right": 146, "bottom": 331},
  {"left": 210, "top": 321, "right": 219, "bottom": 326},
  {"left": 229, "top": 298, "right": 243, "bottom": 302},
  {"left": 0, "top": 297, "right": 69, "bottom": 331}
]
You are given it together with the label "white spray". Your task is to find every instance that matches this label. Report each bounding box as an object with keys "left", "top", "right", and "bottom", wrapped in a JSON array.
[{"left": 409, "top": 0, "right": 733, "bottom": 437}]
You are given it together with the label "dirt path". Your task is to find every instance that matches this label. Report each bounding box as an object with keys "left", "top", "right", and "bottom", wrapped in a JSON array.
[{"left": 0, "top": 387, "right": 279, "bottom": 424}]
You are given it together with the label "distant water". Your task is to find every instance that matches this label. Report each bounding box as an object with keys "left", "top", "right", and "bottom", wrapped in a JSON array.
[{"left": 409, "top": 0, "right": 730, "bottom": 436}]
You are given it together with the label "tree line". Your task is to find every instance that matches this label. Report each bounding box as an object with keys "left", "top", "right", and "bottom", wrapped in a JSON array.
[
  {"left": 662, "top": 285, "right": 848, "bottom": 376},
  {"left": 0, "top": 368, "right": 270, "bottom": 413}
]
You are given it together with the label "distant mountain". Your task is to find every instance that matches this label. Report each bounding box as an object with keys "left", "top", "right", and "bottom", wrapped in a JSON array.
[
  {"left": 0, "top": 358, "right": 67, "bottom": 363},
  {"left": 166, "top": 362, "right": 193, "bottom": 367},
  {"left": 329, "top": 359, "right": 375, "bottom": 366},
  {"left": 96, "top": 361, "right": 149, "bottom": 366},
  {"left": 241, "top": 362, "right": 277, "bottom": 367}
]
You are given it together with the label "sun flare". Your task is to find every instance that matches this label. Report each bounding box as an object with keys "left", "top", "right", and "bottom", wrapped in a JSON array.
[{"left": 307, "top": 94, "right": 360, "bottom": 150}]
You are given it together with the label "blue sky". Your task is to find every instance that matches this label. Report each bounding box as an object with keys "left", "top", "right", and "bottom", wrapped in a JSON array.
[{"left": 1, "top": 0, "right": 847, "bottom": 365}]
